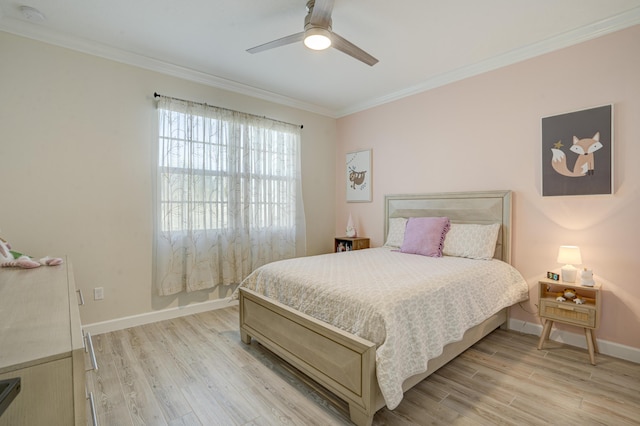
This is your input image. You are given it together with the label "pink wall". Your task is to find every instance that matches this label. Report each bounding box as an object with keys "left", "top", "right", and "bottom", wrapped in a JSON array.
[{"left": 336, "top": 25, "right": 640, "bottom": 349}]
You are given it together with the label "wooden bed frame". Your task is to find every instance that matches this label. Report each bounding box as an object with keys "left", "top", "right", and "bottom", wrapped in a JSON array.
[{"left": 239, "top": 190, "right": 513, "bottom": 425}]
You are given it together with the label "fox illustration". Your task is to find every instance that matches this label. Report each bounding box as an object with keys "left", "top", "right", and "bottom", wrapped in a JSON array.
[{"left": 551, "top": 132, "right": 603, "bottom": 177}]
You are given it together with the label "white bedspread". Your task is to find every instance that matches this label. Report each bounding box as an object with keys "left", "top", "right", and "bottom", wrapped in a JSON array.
[{"left": 236, "top": 247, "right": 528, "bottom": 409}]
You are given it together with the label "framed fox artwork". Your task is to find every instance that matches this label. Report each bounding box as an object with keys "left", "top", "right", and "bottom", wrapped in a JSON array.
[{"left": 541, "top": 104, "right": 613, "bottom": 196}]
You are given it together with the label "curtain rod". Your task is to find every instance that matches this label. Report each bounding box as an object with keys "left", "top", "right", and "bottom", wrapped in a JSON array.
[{"left": 153, "top": 92, "right": 303, "bottom": 129}]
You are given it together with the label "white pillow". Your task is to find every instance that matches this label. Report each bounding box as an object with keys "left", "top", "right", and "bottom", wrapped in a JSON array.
[
  {"left": 384, "top": 217, "right": 408, "bottom": 248},
  {"left": 443, "top": 223, "right": 501, "bottom": 260}
]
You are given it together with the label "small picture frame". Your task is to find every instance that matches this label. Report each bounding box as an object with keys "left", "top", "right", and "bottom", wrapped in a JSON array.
[
  {"left": 547, "top": 271, "right": 560, "bottom": 281},
  {"left": 346, "top": 149, "right": 372, "bottom": 202}
]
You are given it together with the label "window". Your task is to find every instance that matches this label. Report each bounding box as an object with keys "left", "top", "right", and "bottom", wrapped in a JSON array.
[{"left": 155, "top": 96, "right": 304, "bottom": 295}]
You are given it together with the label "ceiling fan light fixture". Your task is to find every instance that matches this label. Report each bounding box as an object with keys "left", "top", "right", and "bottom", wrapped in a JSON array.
[{"left": 304, "top": 27, "right": 331, "bottom": 50}]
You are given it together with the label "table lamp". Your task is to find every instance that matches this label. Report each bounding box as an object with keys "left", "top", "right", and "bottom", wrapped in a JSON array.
[{"left": 557, "top": 245, "right": 582, "bottom": 283}]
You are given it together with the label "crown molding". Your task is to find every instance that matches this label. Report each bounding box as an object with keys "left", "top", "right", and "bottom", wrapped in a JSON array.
[
  {"left": 0, "top": 18, "right": 336, "bottom": 118},
  {"left": 2, "top": 7, "right": 639, "bottom": 119},
  {"left": 336, "top": 7, "right": 640, "bottom": 117}
]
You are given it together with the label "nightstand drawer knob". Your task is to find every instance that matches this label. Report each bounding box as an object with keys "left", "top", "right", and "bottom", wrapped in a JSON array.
[{"left": 558, "top": 305, "right": 575, "bottom": 311}]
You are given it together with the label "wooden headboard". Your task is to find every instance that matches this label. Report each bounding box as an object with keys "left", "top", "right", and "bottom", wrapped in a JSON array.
[{"left": 384, "top": 190, "right": 513, "bottom": 264}]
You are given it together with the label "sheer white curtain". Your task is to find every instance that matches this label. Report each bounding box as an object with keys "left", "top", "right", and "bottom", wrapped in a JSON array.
[{"left": 155, "top": 97, "right": 305, "bottom": 296}]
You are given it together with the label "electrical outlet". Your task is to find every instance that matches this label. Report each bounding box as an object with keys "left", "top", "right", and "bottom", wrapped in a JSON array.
[{"left": 94, "top": 287, "right": 104, "bottom": 300}]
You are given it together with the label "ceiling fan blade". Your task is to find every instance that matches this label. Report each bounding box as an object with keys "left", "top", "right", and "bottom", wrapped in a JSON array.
[
  {"left": 247, "top": 32, "right": 305, "bottom": 54},
  {"left": 308, "top": 0, "right": 335, "bottom": 27},
  {"left": 330, "top": 32, "right": 379, "bottom": 66}
]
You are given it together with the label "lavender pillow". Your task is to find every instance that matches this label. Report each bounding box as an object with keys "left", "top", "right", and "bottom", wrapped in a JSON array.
[{"left": 399, "top": 217, "right": 451, "bottom": 257}]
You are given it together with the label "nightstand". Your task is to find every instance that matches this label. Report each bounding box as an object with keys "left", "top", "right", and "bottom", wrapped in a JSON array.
[
  {"left": 537, "top": 277, "right": 602, "bottom": 365},
  {"left": 334, "top": 237, "right": 369, "bottom": 252}
]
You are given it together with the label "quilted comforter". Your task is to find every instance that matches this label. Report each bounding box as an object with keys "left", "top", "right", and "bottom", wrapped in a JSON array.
[{"left": 235, "top": 247, "right": 528, "bottom": 409}]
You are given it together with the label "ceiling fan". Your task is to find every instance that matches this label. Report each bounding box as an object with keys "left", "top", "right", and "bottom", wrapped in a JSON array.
[{"left": 247, "top": 0, "right": 378, "bottom": 66}]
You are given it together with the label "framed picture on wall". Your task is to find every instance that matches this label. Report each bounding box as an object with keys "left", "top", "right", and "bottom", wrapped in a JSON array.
[
  {"left": 346, "top": 149, "right": 372, "bottom": 202},
  {"left": 541, "top": 104, "right": 613, "bottom": 196}
]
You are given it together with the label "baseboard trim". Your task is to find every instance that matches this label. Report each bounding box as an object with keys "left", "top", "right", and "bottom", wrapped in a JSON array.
[
  {"left": 509, "top": 319, "right": 640, "bottom": 364},
  {"left": 83, "top": 297, "right": 238, "bottom": 335}
]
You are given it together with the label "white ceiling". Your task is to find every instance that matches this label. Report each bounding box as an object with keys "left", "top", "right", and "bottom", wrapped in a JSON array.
[{"left": 1, "top": 1, "right": 639, "bottom": 117}]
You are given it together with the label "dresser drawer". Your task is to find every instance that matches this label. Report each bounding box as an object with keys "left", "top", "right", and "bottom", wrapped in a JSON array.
[{"left": 540, "top": 299, "right": 596, "bottom": 328}]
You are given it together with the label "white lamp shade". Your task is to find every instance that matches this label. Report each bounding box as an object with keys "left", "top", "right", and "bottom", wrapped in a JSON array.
[
  {"left": 557, "top": 245, "right": 582, "bottom": 282},
  {"left": 557, "top": 245, "right": 582, "bottom": 265}
]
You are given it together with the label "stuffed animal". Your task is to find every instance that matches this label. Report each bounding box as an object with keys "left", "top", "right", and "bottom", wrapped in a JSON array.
[
  {"left": 0, "top": 238, "right": 63, "bottom": 269},
  {"left": 555, "top": 288, "right": 576, "bottom": 302},
  {"left": 554, "top": 288, "right": 584, "bottom": 304}
]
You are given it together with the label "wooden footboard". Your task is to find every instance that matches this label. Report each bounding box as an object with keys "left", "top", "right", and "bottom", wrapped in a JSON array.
[
  {"left": 239, "top": 287, "right": 377, "bottom": 425},
  {"left": 239, "top": 287, "right": 508, "bottom": 425}
]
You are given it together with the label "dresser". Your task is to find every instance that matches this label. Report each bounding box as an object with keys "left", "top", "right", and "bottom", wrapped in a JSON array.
[{"left": 0, "top": 258, "right": 88, "bottom": 425}]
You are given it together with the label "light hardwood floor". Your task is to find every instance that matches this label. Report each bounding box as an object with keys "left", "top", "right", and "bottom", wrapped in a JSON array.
[{"left": 87, "top": 306, "right": 640, "bottom": 425}]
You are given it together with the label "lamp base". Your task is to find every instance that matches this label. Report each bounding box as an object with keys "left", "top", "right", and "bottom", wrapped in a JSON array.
[{"left": 561, "top": 265, "right": 578, "bottom": 283}]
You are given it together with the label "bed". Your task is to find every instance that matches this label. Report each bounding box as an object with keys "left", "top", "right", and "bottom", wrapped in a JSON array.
[{"left": 236, "top": 190, "right": 528, "bottom": 425}]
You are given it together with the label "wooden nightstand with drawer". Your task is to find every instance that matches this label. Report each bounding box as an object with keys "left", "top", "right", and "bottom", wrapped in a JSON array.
[{"left": 537, "top": 277, "right": 601, "bottom": 365}]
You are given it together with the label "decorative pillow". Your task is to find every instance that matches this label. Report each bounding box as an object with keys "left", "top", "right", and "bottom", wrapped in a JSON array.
[
  {"left": 384, "top": 217, "right": 408, "bottom": 248},
  {"left": 443, "top": 223, "right": 501, "bottom": 260},
  {"left": 399, "top": 217, "right": 450, "bottom": 257}
]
